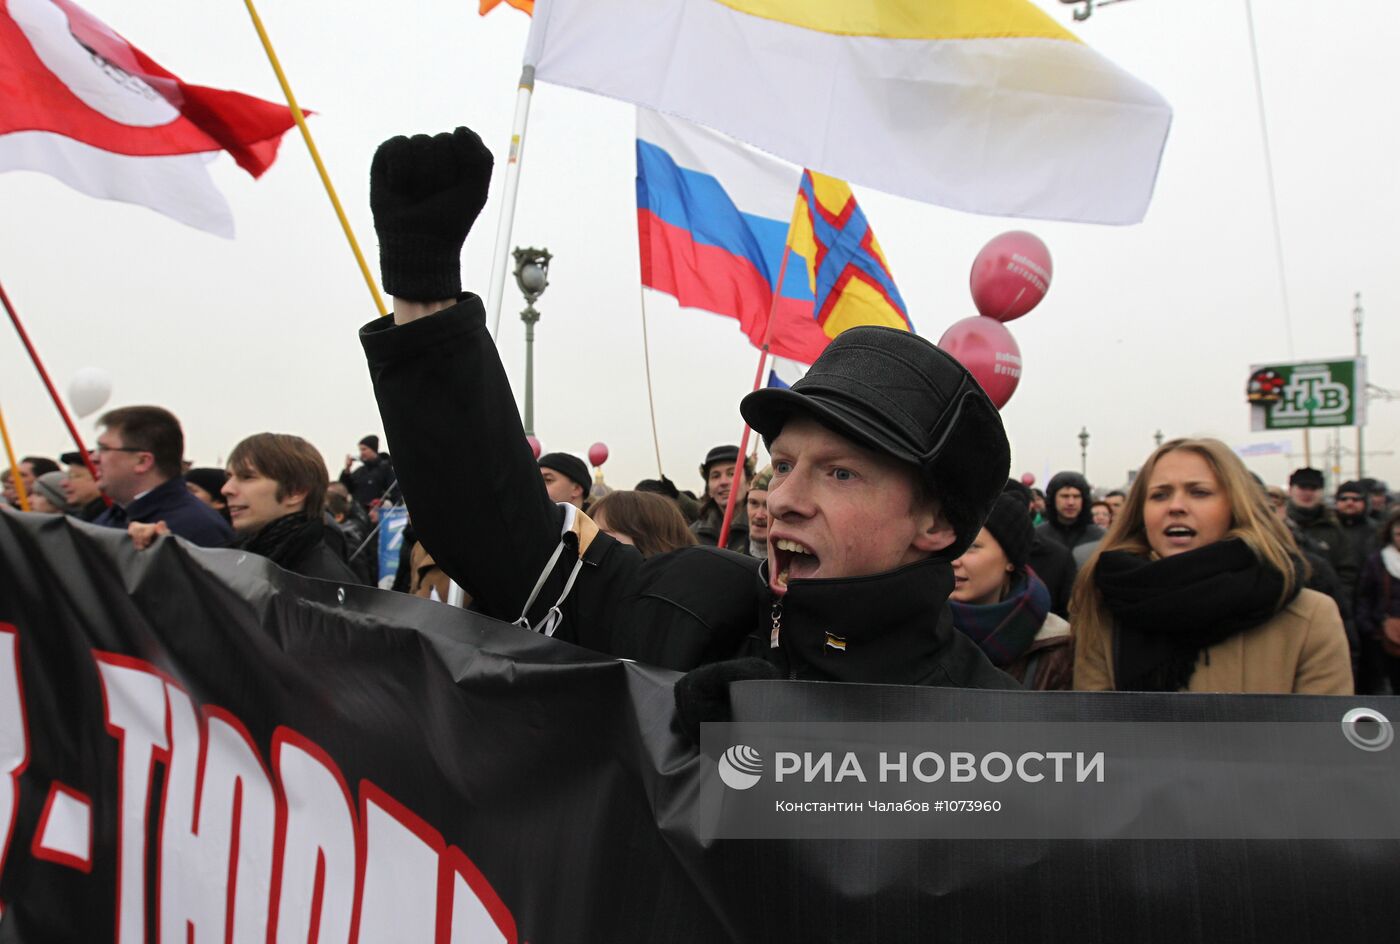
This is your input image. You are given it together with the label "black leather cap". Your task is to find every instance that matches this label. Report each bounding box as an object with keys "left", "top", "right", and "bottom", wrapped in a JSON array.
[
  {"left": 741, "top": 326, "right": 1010, "bottom": 552},
  {"left": 700, "top": 445, "right": 740, "bottom": 477}
]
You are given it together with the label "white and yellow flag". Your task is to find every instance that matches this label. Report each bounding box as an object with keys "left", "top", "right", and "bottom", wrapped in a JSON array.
[{"left": 525, "top": 0, "right": 1171, "bottom": 225}]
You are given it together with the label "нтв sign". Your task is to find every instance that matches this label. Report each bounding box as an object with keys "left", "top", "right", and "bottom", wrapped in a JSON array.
[{"left": 1248, "top": 358, "right": 1366, "bottom": 431}]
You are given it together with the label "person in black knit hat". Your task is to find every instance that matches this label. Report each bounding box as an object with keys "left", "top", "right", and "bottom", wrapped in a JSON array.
[
  {"left": 356, "top": 125, "right": 1016, "bottom": 728},
  {"left": 947, "top": 494, "right": 1072, "bottom": 690},
  {"left": 340, "top": 434, "right": 398, "bottom": 511},
  {"left": 184, "top": 467, "right": 231, "bottom": 524},
  {"left": 537, "top": 452, "right": 591, "bottom": 509}
]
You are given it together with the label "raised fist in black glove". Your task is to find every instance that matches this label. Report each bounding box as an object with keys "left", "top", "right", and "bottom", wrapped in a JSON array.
[
  {"left": 673, "top": 657, "right": 781, "bottom": 744},
  {"left": 370, "top": 127, "right": 493, "bottom": 301}
]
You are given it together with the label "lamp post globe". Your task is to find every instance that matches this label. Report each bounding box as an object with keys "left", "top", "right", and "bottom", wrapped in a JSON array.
[{"left": 519, "top": 259, "right": 548, "bottom": 296}]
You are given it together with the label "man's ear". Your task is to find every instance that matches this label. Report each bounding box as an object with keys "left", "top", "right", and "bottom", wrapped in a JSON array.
[
  {"left": 912, "top": 504, "right": 957, "bottom": 554},
  {"left": 282, "top": 489, "right": 308, "bottom": 514}
]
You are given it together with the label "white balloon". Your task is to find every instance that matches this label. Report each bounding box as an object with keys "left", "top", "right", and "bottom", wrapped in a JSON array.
[{"left": 68, "top": 367, "right": 113, "bottom": 419}]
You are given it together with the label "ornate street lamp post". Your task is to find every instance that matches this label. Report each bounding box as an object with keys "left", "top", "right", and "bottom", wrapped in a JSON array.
[
  {"left": 512, "top": 247, "right": 552, "bottom": 436},
  {"left": 1079, "top": 426, "right": 1090, "bottom": 476}
]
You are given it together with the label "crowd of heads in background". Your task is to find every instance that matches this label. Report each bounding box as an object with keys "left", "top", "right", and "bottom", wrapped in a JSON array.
[{"left": 5, "top": 403, "right": 1398, "bottom": 694}]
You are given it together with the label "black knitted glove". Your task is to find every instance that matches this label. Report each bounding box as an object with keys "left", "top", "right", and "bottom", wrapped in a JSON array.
[
  {"left": 656, "top": 475, "right": 680, "bottom": 500},
  {"left": 674, "top": 657, "right": 780, "bottom": 744},
  {"left": 370, "top": 127, "right": 494, "bottom": 301}
]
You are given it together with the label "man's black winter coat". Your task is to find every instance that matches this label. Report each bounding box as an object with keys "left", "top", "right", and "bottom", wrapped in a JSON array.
[{"left": 359, "top": 296, "right": 1012, "bottom": 690}]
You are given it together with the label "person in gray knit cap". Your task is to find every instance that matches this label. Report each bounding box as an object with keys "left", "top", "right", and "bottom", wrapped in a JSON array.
[
  {"left": 356, "top": 125, "right": 1016, "bottom": 711},
  {"left": 27, "top": 471, "right": 77, "bottom": 515}
]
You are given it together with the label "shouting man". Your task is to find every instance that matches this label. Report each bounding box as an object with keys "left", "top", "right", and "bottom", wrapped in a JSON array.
[{"left": 357, "top": 127, "right": 1013, "bottom": 689}]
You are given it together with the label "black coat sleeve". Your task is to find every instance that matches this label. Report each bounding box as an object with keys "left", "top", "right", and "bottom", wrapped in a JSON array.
[{"left": 359, "top": 297, "right": 564, "bottom": 623}]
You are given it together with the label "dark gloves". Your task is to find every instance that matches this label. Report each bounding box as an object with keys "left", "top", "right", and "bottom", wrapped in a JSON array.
[
  {"left": 369, "top": 127, "right": 494, "bottom": 301},
  {"left": 656, "top": 475, "right": 680, "bottom": 500},
  {"left": 674, "top": 657, "right": 780, "bottom": 743}
]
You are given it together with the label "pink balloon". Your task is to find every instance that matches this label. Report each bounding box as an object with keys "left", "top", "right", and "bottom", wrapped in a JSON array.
[
  {"left": 969, "top": 231, "right": 1052, "bottom": 323},
  {"left": 1020, "top": 472, "right": 1035, "bottom": 487},
  {"left": 936, "top": 316, "right": 1023, "bottom": 410},
  {"left": 588, "top": 442, "right": 609, "bottom": 467},
  {"left": 526, "top": 435, "right": 542, "bottom": 460}
]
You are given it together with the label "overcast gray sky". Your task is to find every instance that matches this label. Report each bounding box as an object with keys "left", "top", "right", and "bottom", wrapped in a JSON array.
[{"left": 2, "top": 0, "right": 1397, "bottom": 497}]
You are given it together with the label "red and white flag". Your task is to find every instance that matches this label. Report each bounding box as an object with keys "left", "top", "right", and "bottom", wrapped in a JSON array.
[{"left": 0, "top": 0, "right": 299, "bottom": 237}]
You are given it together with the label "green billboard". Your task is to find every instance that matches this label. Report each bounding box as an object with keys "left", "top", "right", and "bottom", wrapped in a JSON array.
[{"left": 1247, "top": 358, "right": 1367, "bottom": 431}]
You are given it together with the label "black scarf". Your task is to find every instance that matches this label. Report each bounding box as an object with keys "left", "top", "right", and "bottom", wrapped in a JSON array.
[
  {"left": 1289, "top": 503, "right": 1331, "bottom": 527},
  {"left": 235, "top": 513, "right": 323, "bottom": 570},
  {"left": 770, "top": 557, "right": 1011, "bottom": 688},
  {"left": 1095, "top": 538, "right": 1300, "bottom": 693}
]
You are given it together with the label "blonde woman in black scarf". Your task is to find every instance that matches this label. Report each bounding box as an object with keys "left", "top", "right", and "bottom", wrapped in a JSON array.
[{"left": 1071, "top": 438, "right": 1351, "bottom": 694}]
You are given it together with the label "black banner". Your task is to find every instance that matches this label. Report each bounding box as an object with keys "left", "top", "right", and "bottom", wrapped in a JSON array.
[{"left": 1, "top": 508, "right": 1399, "bottom": 942}]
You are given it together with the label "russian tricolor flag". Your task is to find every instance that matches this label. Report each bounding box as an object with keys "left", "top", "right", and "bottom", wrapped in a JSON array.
[{"left": 636, "top": 109, "right": 833, "bottom": 365}]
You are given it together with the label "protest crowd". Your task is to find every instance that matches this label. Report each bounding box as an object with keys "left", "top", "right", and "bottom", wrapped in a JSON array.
[
  {"left": 7, "top": 418, "right": 1396, "bottom": 697},
  {"left": 5, "top": 0, "right": 1400, "bottom": 936},
  {"left": 5, "top": 126, "right": 1397, "bottom": 704}
]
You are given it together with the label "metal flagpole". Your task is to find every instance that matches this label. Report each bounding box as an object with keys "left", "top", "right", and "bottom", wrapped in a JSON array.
[
  {"left": 488, "top": 66, "right": 537, "bottom": 341},
  {"left": 0, "top": 279, "right": 106, "bottom": 502},
  {"left": 0, "top": 397, "right": 30, "bottom": 511},
  {"left": 242, "top": 0, "right": 389, "bottom": 318}
]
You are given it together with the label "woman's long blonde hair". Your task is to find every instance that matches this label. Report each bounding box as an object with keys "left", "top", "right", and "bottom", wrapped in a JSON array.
[{"left": 1070, "top": 438, "right": 1305, "bottom": 630}]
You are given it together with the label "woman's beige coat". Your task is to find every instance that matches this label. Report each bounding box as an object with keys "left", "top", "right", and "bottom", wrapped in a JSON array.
[{"left": 1073, "top": 588, "right": 1353, "bottom": 694}]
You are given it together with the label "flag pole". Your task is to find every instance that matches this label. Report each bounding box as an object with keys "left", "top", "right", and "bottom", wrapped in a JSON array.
[
  {"left": 0, "top": 279, "right": 106, "bottom": 502},
  {"left": 638, "top": 286, "right": 665, "bottom": 477},
  {"left": 716, "top": 244, "right": 794, "bottom": 548},
  {"left": 241, "top": 0, "right": 388, "bottom": 318},
  {"left": 0, "top": 398, "right": 31, "bottom": 512},
  {"left": 487, "top": 66, "right": 536, "bottom": 341}
]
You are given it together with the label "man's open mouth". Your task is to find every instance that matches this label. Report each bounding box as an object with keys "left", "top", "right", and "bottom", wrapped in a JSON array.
[{"left": 770, "top": 537, "right": 820, "bottom": 594}]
